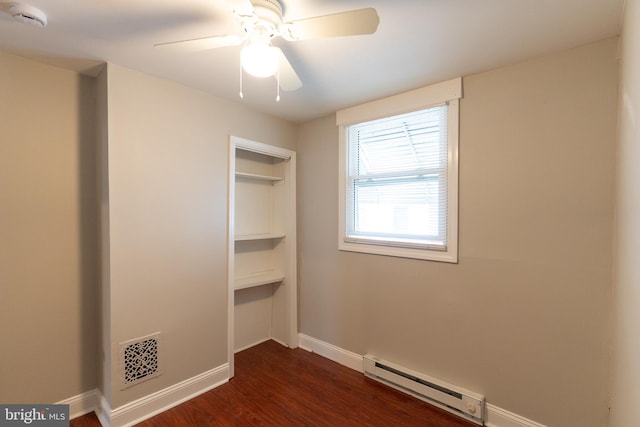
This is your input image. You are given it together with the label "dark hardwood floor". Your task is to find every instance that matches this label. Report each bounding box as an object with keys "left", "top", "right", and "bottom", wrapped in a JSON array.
[{"left": 71, "top": 340, "right": 476, "bottom": 426}]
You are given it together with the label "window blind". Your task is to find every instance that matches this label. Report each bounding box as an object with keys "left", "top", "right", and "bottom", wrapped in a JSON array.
[{"left": 344, "top": 104, "right": 449, "bottom": 250}]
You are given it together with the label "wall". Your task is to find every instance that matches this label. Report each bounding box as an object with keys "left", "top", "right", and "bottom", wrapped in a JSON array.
[
  {"left": 297, "top": 38, "right": 618, "bottom": 427},
  {"left": 101, "top": 64, "right": 296, "bottom": 409},
  {"left": 0, "top": 52, "right": 99, "bottom": 402},
  {"left": 610, "top": 0, "right": 640, "bottom": 425}
]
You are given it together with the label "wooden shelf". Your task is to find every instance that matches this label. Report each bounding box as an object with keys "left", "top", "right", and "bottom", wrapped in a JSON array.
[
  {"left": 235, "top": 172, "right": 283, "bottom": 182},
  {"left": 235, "top": 233, "right": 285, "bottom": 241},
  {"left": 235, "top": 272, "right": 284, "bottom": 291}
]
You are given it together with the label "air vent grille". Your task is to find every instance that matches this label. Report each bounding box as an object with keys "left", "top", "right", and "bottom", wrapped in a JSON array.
[{"left": 120, "top": 333, "right": 161, "bottom": 388}]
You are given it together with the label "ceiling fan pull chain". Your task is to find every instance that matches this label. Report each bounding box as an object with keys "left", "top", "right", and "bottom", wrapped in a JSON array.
[
  {"left": 239, "top": 60, "right": 244, "bottom": 99},
  {"left": 276, "top": 67, "right": 281, "bottom": 102}
]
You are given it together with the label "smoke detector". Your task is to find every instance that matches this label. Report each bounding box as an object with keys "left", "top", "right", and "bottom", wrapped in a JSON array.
[{"left": 9, "top": 3, "right": 47, "bottom": 27}]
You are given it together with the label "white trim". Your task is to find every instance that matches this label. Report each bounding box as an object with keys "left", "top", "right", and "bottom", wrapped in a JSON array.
[
  {"left": 79, "top": 337, "right": 545, "bottom": 427},
  {"left": 485, "top": 403, "right": 547, "bottom": 427},
  {"left": 232, "top": 135, "right": 292, "bottom": 160},
  {"left": 97, "top": 393, "right": 111, "bottom": 427},
  {"left": 445, "top": 98, "right": 459, "bottom": 262},
  {"left": 336, "top": 77, "right": 462, "bottom": 125},
  {"left": 57, "top": 388, "right": 100, "bottom": 419},
  {"left": 234, "top": 337, "right": 273, "bottom": 354},
  {"left": 108, "top": 364, "right": 229, "bottom": 427},
  {"left": 337, "top": 97, "right": 460, "bottom": 263},
  {"left": 298, "top": 334, "right": 546, "bottom": 427},
  {"left": 227, "top": 137, "right": 236, "bottom": 378},
  {"left": 298, "top": 334, "right": 363, "bottom": 372}
]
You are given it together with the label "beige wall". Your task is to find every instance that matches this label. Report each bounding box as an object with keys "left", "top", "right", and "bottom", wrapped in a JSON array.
[
  {"left": 610, "top": 0, "right": 640, "bottom": 425},
  {"left": 0, "top": 52, "right": 99, "bottom": 402},
  {"left": 0, "top": 33, "right": 624, "bottom": 426},
  {"left": 102, "top": 64, "right": 296, "bottom": 408},
  {"left": 297, "top": 38, "right": 618, "bottom": 427}
]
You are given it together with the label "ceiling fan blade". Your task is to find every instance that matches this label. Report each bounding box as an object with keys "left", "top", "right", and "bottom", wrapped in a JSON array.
[
  {"left": 282, "top": 8, "right": 379, "bottom": 41},
  {"left": 276, "top": 48, "right": 302, "bottom": 91},
  {"left": 154, "top": 35, "right": 243, "bottom": 52}
]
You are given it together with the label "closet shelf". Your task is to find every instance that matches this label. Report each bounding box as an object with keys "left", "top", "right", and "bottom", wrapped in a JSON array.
[
  {"left": 235, "top": 233, "right": 285, "bottom": 241},
  {"left": 235, "top": 171, "right": 284, "bottom": 182},
  {"left": 229, "top": 136, "right": 297, "bottom": 356},
  {"left": 235, "top": 272, "right": 285, "bottom": 291}
]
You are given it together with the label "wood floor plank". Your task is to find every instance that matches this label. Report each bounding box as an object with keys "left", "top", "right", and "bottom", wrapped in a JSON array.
[{"left": 71, "top": 340, "right": 477, "bottom": 426}]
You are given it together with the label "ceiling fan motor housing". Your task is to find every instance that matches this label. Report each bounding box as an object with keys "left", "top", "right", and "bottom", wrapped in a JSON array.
[{"left": 250, "top": 0, "right": 283, "bottom": 37}]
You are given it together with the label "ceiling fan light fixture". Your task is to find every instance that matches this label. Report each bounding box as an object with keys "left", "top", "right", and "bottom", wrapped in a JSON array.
[
  {"left": 9, "top": 3, "right": 47, "bottom": 27},
  {"left": 241, "top": 40, "right": 279, "bottom": 78},
  {"left": 155, "top": 1, "right": 379, "bottom": 95}
]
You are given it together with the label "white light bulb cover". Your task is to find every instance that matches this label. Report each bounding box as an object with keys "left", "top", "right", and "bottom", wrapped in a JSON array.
[
  {"left": 241, "top": 42, "right": 279, "bottom": 78},
  {"left": 9, "top": 3, "right": 47, "bottom": 27}
]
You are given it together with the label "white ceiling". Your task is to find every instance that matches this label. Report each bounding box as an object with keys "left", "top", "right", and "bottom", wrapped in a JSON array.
[{"left": 0, "top": 0, "right": 624, "bottom": 122}]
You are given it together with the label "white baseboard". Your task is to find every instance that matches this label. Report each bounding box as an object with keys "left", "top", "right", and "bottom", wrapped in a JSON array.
[
  {"left": 485, "top": 403, "right": 547, "bottom": 427},
  {"left": 298, "top": 333, "right": 363, "bottom": 372},
  {"left": 60, "top": 338, "right": 546, "bottom": 427},
  {"left": 234, "top": 337, "right": 272, "bottom": 354},
  {"left": 57, "top": 388, "right": 100, "bottom": 419},
  {"left": 108, "top": 363, "right": 229, "bottom": 427},
  {"left": 97, "top": 393, "right": 111, "bottom": 427},
  {"left": 297, "top": 333, "right": 547, "bottom": 427}
]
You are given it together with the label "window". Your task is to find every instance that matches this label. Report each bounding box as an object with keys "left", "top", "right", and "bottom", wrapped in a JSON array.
[{"left": 337, "top": 78, "right": 461, "bottom": 262}]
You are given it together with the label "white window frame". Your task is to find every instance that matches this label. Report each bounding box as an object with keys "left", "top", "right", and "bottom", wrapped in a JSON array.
[{"left": 337, "top": 78, "right": 461, "bottom": 262}]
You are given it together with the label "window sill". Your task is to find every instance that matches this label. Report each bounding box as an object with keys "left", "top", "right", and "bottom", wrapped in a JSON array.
[{"left": 339, "top": 240, "right": 458, "bottom": 263}]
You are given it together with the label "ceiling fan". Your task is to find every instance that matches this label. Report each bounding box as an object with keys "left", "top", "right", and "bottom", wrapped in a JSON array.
[{"left": 155, "top": 0, "right": 380, "bottom": 93}]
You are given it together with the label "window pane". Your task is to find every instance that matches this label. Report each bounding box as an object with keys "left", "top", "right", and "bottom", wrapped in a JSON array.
[
  {"left": 345, "top": 105, "right": 448, "bottom": 248},
  {"left": 349, "top": 107, "right": 447, "bottom": 176},
  {"left": 354, "top": 177, "right": 443, "bottom": 241}
]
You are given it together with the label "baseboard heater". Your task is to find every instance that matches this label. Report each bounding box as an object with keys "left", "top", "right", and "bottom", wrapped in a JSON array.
[{"left": 363, "top": 354, "right": 485, "bottom": 425}]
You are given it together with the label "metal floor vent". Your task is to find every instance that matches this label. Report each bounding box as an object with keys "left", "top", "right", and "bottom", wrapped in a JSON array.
[{"left": 120, "top": 332, "right": 161, "bottom": 389}]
